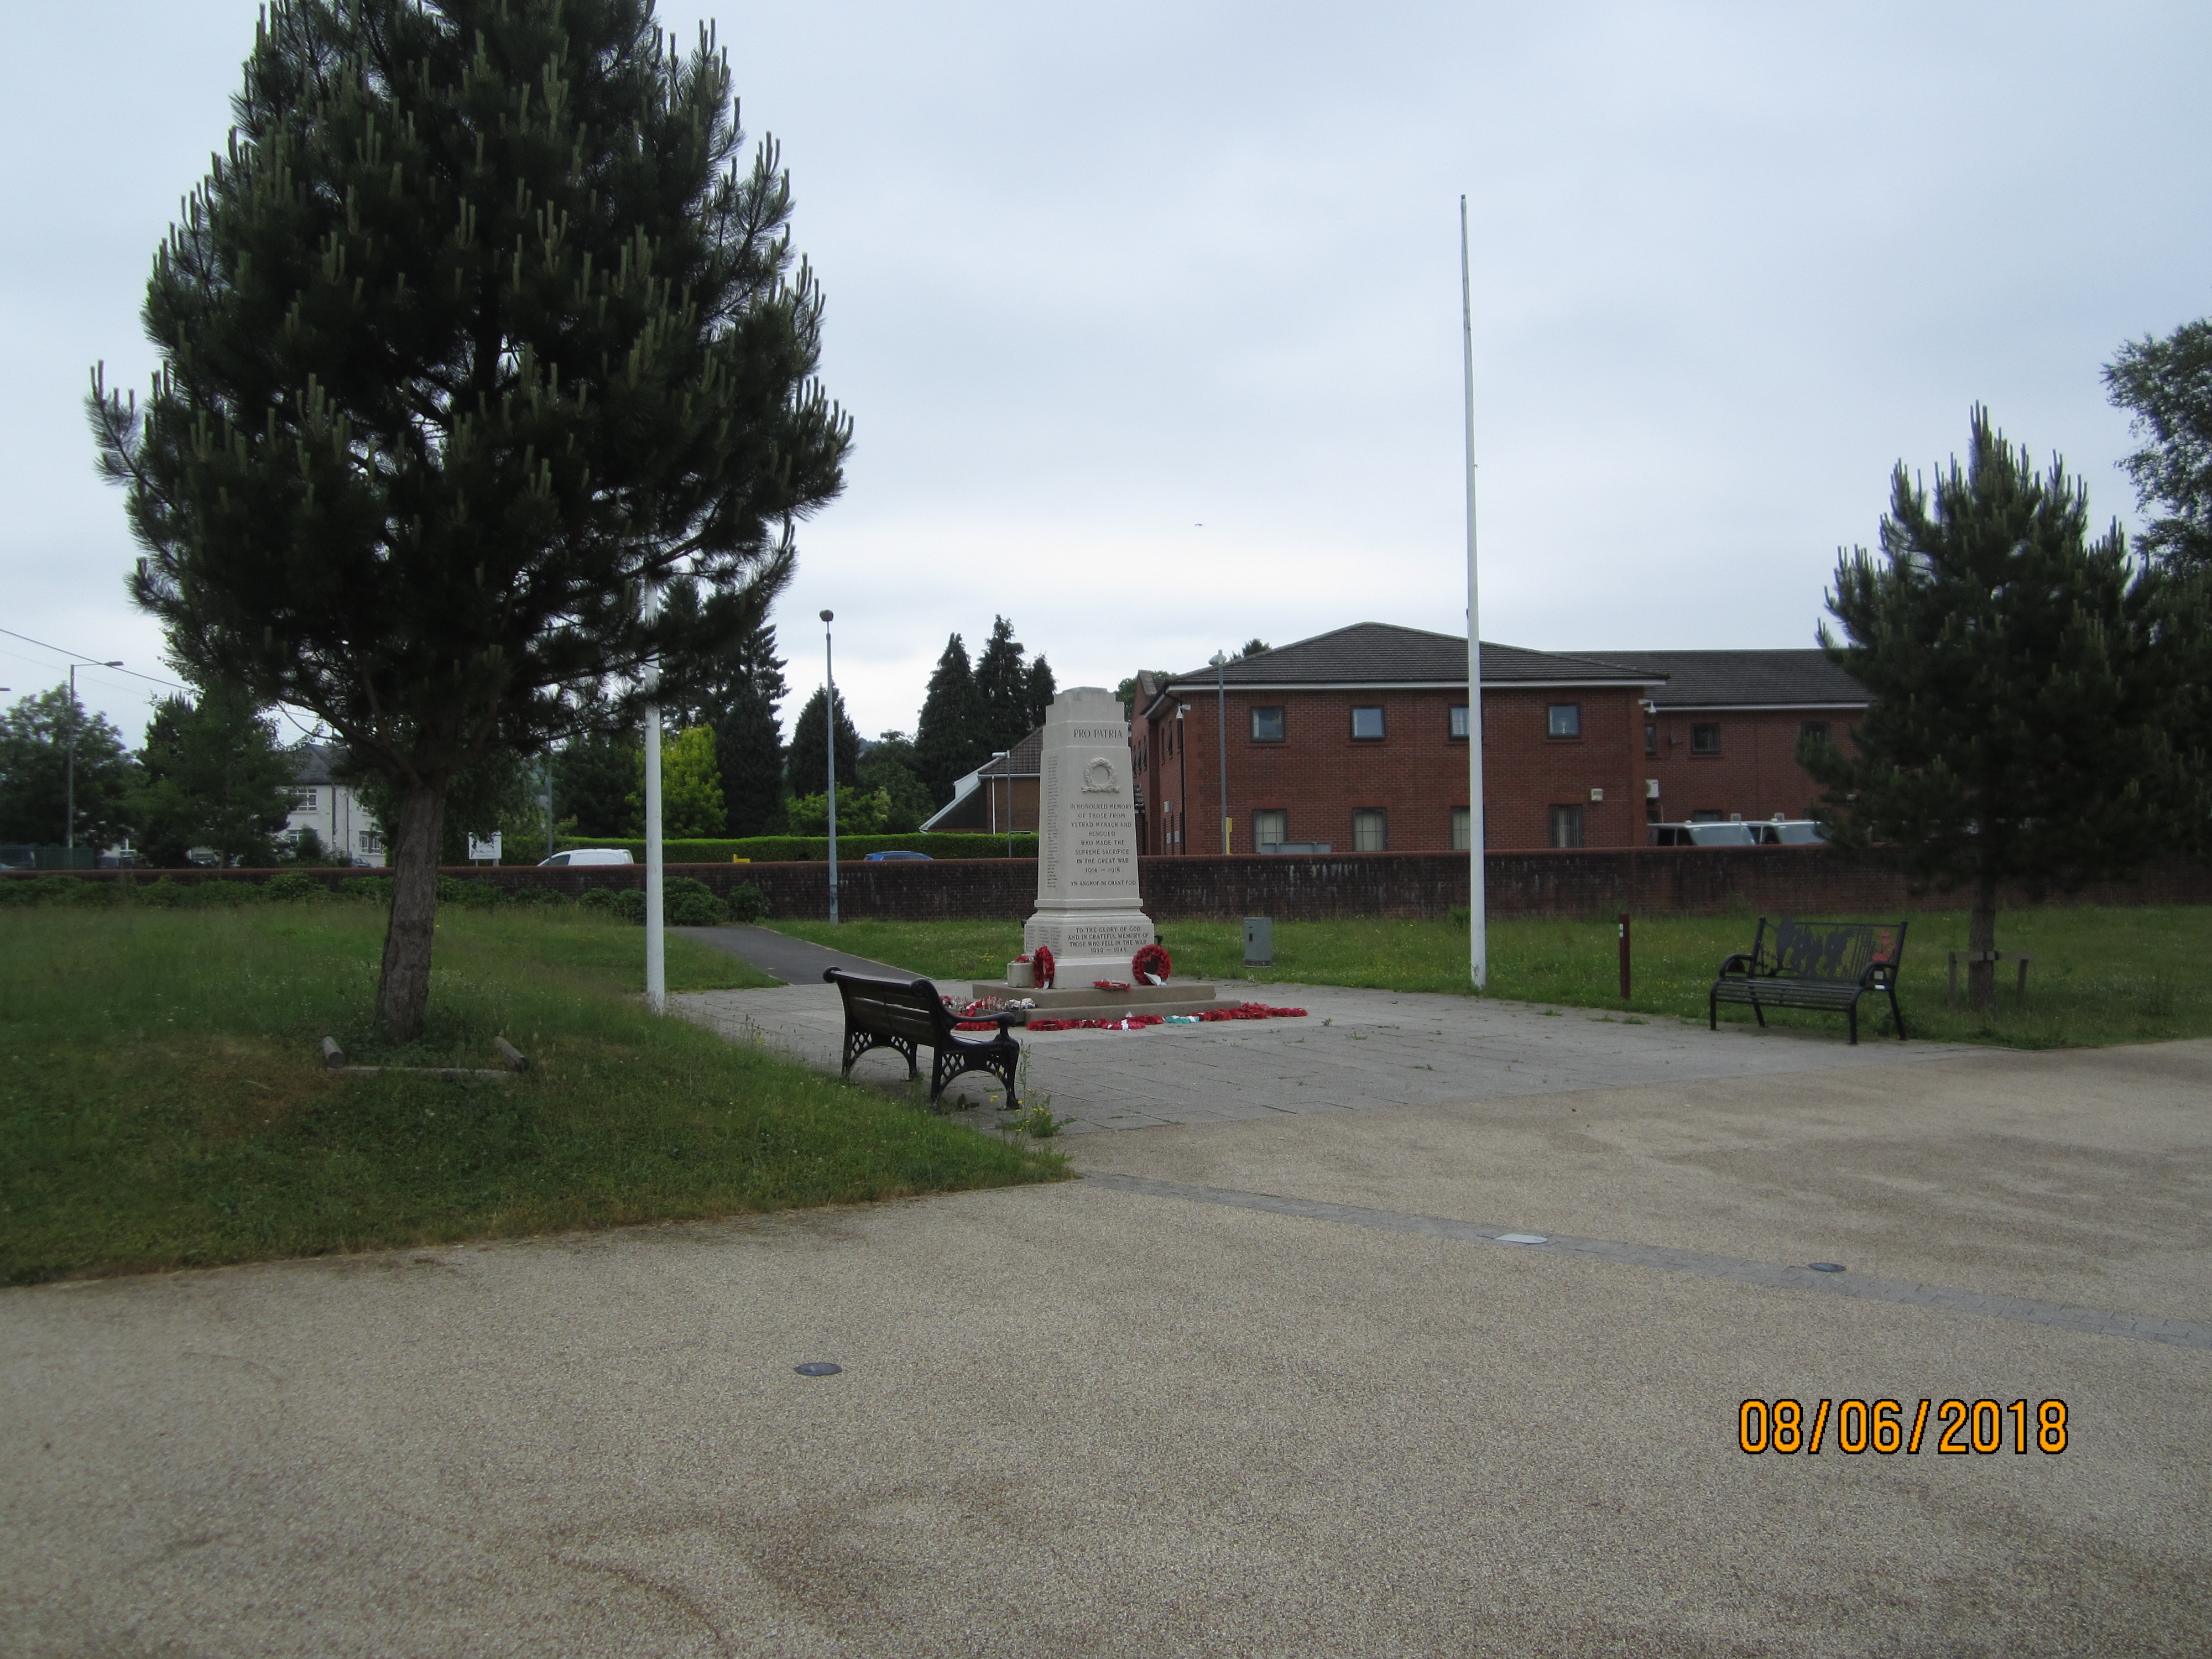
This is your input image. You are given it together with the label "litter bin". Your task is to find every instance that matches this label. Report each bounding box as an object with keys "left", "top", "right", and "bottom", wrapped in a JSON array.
[{"left": 1243, "top": 916, "right": 1274, "bottom": 967}]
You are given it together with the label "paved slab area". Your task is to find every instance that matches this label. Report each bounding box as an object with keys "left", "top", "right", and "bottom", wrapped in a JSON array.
[
  {"left": 5, "top": 1038, "right": 2209, "bottom": 1655},
  {"left": 675, "top": 978, "right": 1974, "bottom": 1131}
]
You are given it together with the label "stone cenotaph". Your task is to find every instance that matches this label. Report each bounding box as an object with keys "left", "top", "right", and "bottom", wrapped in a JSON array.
[{"left": 971, "top": 686, "right": 1215, "bottom": 1018}]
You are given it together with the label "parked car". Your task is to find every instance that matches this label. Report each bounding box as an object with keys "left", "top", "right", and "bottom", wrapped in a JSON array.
[
  {"left": 863, "top": 850, "right": 933, "bottom": 862},
  {"left": 1649, "top": 821, "right": 1759, "bottom": 848},
  {"left": 539, "top": 848, "right": 634, "bottom": 867},
  {"left": 1750, "top": 819, "right": 1828, "bottom": 846}
]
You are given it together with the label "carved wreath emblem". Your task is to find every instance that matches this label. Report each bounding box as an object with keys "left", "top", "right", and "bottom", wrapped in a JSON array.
[{"left": 1081, "top": 756, "right": 1118, "bottom": 792}]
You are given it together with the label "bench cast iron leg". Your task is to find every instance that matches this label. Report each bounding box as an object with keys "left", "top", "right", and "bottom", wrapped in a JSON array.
[
  {"left": 1889, "top": 987, "right": 1907, "bottom": 1042},
  {"left": 1708, "top": 989, "right": 1718, "bottom": 1031},
  {"left": 1846, "top": 1000, "right": 1858, "bottom": 1045}
]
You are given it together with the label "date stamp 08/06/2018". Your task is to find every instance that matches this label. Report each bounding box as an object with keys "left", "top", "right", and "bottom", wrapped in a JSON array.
[{"left": 1738, "top": 1398, "right": 2069, "bottom": 1456}]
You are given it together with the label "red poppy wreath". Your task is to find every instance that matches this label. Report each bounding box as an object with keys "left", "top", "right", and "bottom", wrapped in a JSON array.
[
  {"left": 1131, "top": 943, "right": 1172, "bottom": 985},
  {"left": 1030, "top": 945, "right": 1056, "bottom": 989}
]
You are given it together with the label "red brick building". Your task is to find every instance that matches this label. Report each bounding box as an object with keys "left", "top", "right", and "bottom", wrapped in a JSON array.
[
  {"left": 1571, "top": 650, "right": 1871, "bottom": 827},
  {"left": 1130, "top": 625, "right": 1868, "bottom": 853}
]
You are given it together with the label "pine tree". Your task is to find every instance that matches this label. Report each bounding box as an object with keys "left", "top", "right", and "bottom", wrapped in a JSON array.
[
  {"left": 88, "top": 1, "right": 849, "bottom": 1037},
  {"left": 786, "top": 687, "right": 860, "bottom": 802},
  {"left": 974, "top": 615, "right": 1034, "bottom": 754},
  {"left": 0, "top": 687, "right": 138, "bottom": 850},
  {"left": 552, "top": 728, "right": 639, "bottom": 839},
  {"left": 1806, "top": 408, "right": 2173, "bottom": 1010},
  {"left": 706, "top": 623, "right": 786, "bottom": 836},
  {"left": 914, "top": 633, "right": 985, "bottom": 806},
  {"left": 1024, "top": 654, "right": 1057, "bottom": 730},
  {"left": 133, "top": 686, "right": 296, "bottom": 867}
]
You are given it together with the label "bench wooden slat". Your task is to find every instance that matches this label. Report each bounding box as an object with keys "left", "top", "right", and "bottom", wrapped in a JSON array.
[{"left": 823, "top": 968, "right": 1021, "bottom": 1110}]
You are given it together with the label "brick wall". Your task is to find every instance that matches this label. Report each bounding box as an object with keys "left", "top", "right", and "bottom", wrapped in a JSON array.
[{"left": 24, "top": 850, "right": 2205, "bottom": 921}]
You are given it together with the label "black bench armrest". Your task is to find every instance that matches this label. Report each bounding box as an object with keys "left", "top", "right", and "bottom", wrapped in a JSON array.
[{"left": 1716, "top": 952, "right": 1757, "bottom": 977}]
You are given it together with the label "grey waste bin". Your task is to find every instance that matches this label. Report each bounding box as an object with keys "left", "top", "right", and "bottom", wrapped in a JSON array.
[{"left": 1243, "top": 916, "right": 1274, "bottom": 967}]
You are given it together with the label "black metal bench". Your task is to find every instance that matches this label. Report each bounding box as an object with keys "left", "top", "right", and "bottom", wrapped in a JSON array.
[
  {"left": 823, "top": 968, "right": 1021, "bottom": 1109},
  {"left": 1709, "top": 917, "right": 1908, "bottom": 1045}
]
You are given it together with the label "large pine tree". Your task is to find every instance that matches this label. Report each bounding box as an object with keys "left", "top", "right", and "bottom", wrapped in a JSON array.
[
  {"left": 1806, "top": 408, "right": 2173, "bottom": 1010},
  {"left": 973, "top": 615, "right": 1031, "bottom": 754},
  {"left": 913, "top": 633, "right": 985, "bottom": 807},
  {"left": 786, "top": 686, "right": 860, "bottom": 802},
  {"left": 88, "top": 1, "right": 849, "bottom": 1037},
  {"left": 134, "top": 686, "right": 297, "bottom": 867}
]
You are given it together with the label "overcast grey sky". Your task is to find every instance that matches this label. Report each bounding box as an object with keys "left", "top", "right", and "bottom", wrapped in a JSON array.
[{"left": 4, "top": 1, "right": 2207, "bottom": 747}]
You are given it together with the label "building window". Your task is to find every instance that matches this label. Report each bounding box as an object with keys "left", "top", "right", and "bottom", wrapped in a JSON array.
[
  {"left": 1547, "top": 703, "right": 1581, "bottom": 739},
  {"left": 1251, "top": 706, "right": 1286, "bottom": 742},
  {"left": 1350, "top": 706, "right": 1385, "bottom": 740},
  {"left": 293, "top": 787, "right": 319, "bottom": 811},
  {"left": 1645, "top": 723, "right": 1658, "bottom": 757},
  {"left": 1352, "top": 809, "right": 1387, "bottom": 851},
  {"left": 1449, "top": 705, "right": 1469, "bottom": 740},
  {"left": 1691, "top": 722, "right": 1721, "bottom": 754},
  {"left": 1799, "top": 720, "right": 1830, "bottom": 746},
  {"left": 1548, "top": 805, "right": 1585, "bottom": 848},
  {"left": 359, "top": 830, "right": 382, "bottom": 852},
  {"left": 1451, "top": 806, "right": 1471, "bottom": 851},
  {"left": 1253, "top": 809, "right": 1288, "bottom": 849}
]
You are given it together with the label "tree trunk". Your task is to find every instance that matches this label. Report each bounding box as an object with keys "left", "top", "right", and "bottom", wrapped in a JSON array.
[
  {"left": 376, "top": 781, "right": 448, "bottom": 1042},
  {"left": 1967, "top": 872, "right": 1998, "bottom": 1014}
]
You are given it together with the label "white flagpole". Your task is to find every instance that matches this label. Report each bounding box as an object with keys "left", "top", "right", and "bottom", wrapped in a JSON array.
[{"left": 1460, "top": 194, "right": 1488, "bottom": 990}]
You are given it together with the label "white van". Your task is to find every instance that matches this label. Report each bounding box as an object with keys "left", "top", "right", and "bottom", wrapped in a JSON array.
[
  {"left": 539, "top": 848, "right": 635, "bottom": 867},
  {"left": 1648, "top": 822, "right": 1759, "bottom": 848}
]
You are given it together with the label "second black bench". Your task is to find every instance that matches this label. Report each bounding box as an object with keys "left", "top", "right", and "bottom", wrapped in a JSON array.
[
  {"left": 1709, "top": 917, "right": 1908, "bottom": 1045},
  {"left": 824, "top": 968, "right": 1022, "bottom": 1109}
]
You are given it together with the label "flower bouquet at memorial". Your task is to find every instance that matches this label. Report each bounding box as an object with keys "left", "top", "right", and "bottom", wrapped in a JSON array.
[{"left": 1131, "top": 943, "right": 1171, "bottom": 985}]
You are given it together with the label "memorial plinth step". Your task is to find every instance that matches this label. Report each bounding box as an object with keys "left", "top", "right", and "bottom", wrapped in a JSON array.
[{"left": 967, "top": 980, "right": 1220, "bottom": 1022}]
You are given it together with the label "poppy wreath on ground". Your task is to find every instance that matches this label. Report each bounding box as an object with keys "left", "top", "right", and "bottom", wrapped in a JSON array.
[
  {"left": 1131, "top": 943, "right": 1171, "bottom": 984},
  {"left": 1031, "top": 946, "right": 1055, "bottom": 989}
]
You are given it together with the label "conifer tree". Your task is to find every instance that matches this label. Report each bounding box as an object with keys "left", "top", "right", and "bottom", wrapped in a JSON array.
[
  {"left": 134, "top": 686, "right": 296, "bottom": 867},
  {"left": 786, "top": 686, "right": 859, "bottom": 802},
  {"left": 913, "top": 632, "right": 985, "bottom": 806},
  {"left": 552, "top": 727, "right": 638, "bottom": 838},
  {"left": 1024, "top": 654, "right": 1057, "bottom": 730},
  {"left": 974, "top": 615, "right": 1033, "bottom": 754},
  {"left": 1806, "top": 408, "right": 2172, "bottom": 1010},
  {"left": 88, "top": 1, "right": 849, "bottom": 1037}
]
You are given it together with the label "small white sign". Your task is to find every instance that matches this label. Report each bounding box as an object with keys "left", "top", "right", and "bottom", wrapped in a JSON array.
[{"left": 467, "top": 832, "right": 502, "bottom": 863}]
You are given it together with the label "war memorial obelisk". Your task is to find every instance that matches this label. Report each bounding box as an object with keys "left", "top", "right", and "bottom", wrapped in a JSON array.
[{"left": 972, "top": 686, "right": 1215, "bottom": 1018}]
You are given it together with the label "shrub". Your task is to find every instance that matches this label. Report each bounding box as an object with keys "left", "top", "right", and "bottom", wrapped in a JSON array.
[
  {"left": 504, "top": 883, "right": 570, "bottom": 906},
  {"left": 132, "top": 878, "right": 186, "bottom": 908},
  {"left": 726, "top": 881, "right": 768, "bottom": 923},
  {"left": 0, "top": 878, "right": 75, "bottom": 907},
  {"left": 662, "top": 876, "right": 727, "bottom": 926},
  {"left": 579, "top": 888, "right": 619, "bottom": 912},
  {"left": 337, "top": 877, "right": 394, "bottom": 906},
  {"left": 613, "top": 889, "right": 648, "bottom": 924},
  {"left": 436, "top": 875, "right": 501, "bottom": 909},
  {"left": 262, "top": 873, "right": 325, "bottom": 903}
]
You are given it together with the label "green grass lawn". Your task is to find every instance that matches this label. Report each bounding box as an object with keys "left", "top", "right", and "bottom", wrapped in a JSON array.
[
  {"left": 1, "top": 904, "right": 1062, "bottom": 1286},
  {"left": 768, "top": 907, "right": 2212, "bottom": 1049}
]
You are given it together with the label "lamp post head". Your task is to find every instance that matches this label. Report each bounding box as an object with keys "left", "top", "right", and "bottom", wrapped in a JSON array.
[
  {"left": 819, "top": 609, "right": 834, "bottom": 623},
  {"left": 103, "top": 660, "right": 123, "bottom": 667},
  {"left": 1209, "top": 651, "right": 1227, "bottom": 668}
]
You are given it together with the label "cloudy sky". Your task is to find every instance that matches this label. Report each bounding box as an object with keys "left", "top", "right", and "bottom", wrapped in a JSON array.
[{"left": 4, "top": 1, "right": 2207, "bottom": 747}]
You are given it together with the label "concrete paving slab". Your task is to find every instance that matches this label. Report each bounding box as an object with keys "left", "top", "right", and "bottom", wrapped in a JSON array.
[
  {"left": 674, "top": 978, "right": 1974, "bottom": 1131},
  {"left": 679, "top": 926, "right": 920, "bottom": 987}
]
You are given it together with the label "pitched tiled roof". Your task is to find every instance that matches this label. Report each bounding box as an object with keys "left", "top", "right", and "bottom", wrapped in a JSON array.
[
  {"left": 1155, "top": 623, "right": 1663, "bottom": 703},
  {"left": 1569, "top": 650, "right": 1869, "bottom": 709},
  {"left": 974, "top": 728, "right": 1042, "bottom": 778},
  {"left": 292, "top": 741, "right": 338, "bottom": 786}
]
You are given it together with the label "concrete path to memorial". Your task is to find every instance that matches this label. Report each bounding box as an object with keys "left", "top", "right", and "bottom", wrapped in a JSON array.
[
  {"left": 674, "top": 974, "right": 1976, "bottom": 1132},
  {"left": 6, "top": 1035, "right": 2209, "bottom": 1656}
]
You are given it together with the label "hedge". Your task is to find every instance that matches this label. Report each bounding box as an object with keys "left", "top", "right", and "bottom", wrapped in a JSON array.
[{"left": 552, "top": 831, "right": 1037, "bottom": 862}]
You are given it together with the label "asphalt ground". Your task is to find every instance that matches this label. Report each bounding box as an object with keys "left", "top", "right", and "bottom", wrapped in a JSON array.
[{"left": 3, "top": 1018, "right": 2208, "bottom": 1655}]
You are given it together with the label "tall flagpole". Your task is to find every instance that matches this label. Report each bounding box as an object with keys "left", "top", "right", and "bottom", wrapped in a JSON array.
[{"left": 1460, "top": 195, "right": 1488, "bottom": 990}]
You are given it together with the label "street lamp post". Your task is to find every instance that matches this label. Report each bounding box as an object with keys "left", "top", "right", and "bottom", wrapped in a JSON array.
[
  {"left": 989, "top": 750, "right": 1009, "bottom": 856},
  {"left": 821, "top": 610, "right": 838, "bottom": 925},
  {"left": 65, "top": 660, "right": 124, "bottom": 855},
  {"left": 1210, "top": 653, "right": 1229, "bottom": 855}
]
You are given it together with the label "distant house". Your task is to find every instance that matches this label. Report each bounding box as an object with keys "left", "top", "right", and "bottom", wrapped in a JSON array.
[
  {"left": 286, "top": 743, "right": 384, "bottom": 864},
  {"left": 922, "top": 728, "right": 1041, "bottom": 833},
  {"left": 1571, "top": 650, "right": 1870, "bottom": 827},
  {"left": 1128, "top": 624, "right": 1869, "bottom": 853}
]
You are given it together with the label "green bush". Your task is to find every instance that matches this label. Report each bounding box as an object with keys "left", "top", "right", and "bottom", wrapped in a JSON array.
[
  {"left": 336, "top": 877, "right": 394, "bottom": 906},
  {"left": 435, "top": 875, "right": 502, "bottom": 909},
  {"left": 262, "top": 873, "right": 325, "bottom": 904},
  {"left": 613, "top": 889, "right": 647, "bottom": 924},
  {"left": 132, "top": 878, "right": 186, "bottom": 908},
  {"left": 727, "top": 881, "right": 768, "bottom": 923},
  {"left": 0, "top": 878, "right": 76, "bottom": 907},
  {"left": 580, "top": 888, "right": 619, "bottom": 912},
  {"left": 554, "top": 831, "right": 1036, "bottom": 863}
]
